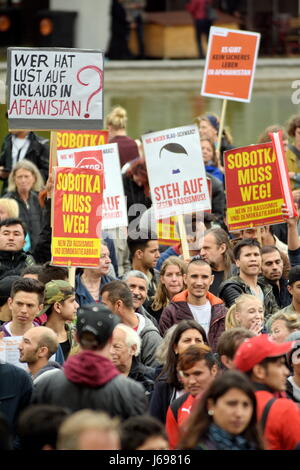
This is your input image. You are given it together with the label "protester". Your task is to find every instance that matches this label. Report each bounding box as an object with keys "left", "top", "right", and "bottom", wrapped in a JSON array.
[
  {"left": 123, "top": 158, "right": 152, "bottom": 224},
  {"left": 120, "top": 415, "right": 168, "bottom": 450},
  {"left": 0, "top": 277, "right": 44, "bottom": 337},
  {"left": 234, "top": 334, "right": 300, "bottom": 450},
  {"left": 110, "top": 323, "right": 155, "bottom": 398},
  {"left": 219, "top": 238, "right": 279, "bottom": 319},
  {"left": 41, "top": 280, "right": 79, "bottom": 360},
  {"left": 127, "top": 233, "right": 160, "bottom": 299},
  {"left": 225, "top": 294, "right": 264, "bottom": 335},
  {"left": 159, "top": 259, "right": 226, "bottom": 352},
  {"left": 195, "top": 113, "right": 234, "bottom": 166},
  {"left": 122, "top": 269, "right": 159, "bottom": 327},
  {"left": 149, "top": 319, "right": 208, "bottom": 423},
  {"left": 0, "top": 130, "right": 49, "bottom": 190},
  {"left": 101, "top": 280, "right": 162, "bottom": 367},
  {"left": 200, "top": 227, "right": 235, "bottom": 295},
  {"left": 18, "top": 326, "right": 60, "bottom": 380},
  {"left": 273, "top": 265, "right": 300, "bottom": 318},
  {"left": 179, "top": 370, "right": 264, "bottom": 450},
  {"left": 17, "top": 404, "right": 69, "bottom": 450},
  {"left": 3, "top": 160, "right": 44, "bottom": 251},
  {"left": 32, "top": 303, "right": 147, "bottom": 419},
  {"left": 106, "top": 105, "right": 139, "bottom": 167},
  {"left": 149, "top": 257, "right": 187, "bottom": 322},
  {"left": 266, "top": 311, "right": 300, "bottom": 343},
  {"left": 216, "top": 327, "right": 255, "bottom": 370},
  {"left": 75, "top": 242, "right": 115, "bottom": 306},
  {"left": 260, "top": 246, "right": 291, "bottom": 308},
  {"left": 56, "top": 410, "right": 120, "bottom": 450},
  {"left": 166, "top": 343, "right": 218, "bottom": 449},
  {"left": 0, "top": 199, "right": 21, "bottom": 253},
  {"left": 201, "top": 137, "right": 224, "bottom": 183},
  {"left": 0, "top": 218, "right": 35, "bottom": 280}
]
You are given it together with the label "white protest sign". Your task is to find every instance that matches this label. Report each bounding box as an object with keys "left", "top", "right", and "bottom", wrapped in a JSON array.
[
  {"left": 7, "top": 47, "right": 104, "bottom": 130},
  {"left": 0, "top": 336, "right": 28, "bottom": 370},
  {"left": 142, "top": 125, "right": 211, "bottom": 219},
  {"left": 57, "top": 143, "right": 128, "bottom": 229}
]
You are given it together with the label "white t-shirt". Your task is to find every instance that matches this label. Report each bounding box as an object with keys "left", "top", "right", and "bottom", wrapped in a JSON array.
[
  {"left": 188, "top": 301, "right": 211, "bottom": 336},
  {"left": 12, "top": 136, "right": 30, "bottom": 167}
]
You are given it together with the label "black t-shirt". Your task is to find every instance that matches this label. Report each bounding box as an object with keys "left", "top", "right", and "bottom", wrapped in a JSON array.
[
  {"left": 60, "top": 339, "right": 71, "bottom": 361},
  {"left": 210, "top": 270, "right": 225, "bottom": 297}
]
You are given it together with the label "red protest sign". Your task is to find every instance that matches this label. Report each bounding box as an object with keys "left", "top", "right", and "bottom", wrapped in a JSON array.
[
  {"left": 51, "top": 167, "right": 104, "bottom": 267},
  {"left": 201, "top": 27, "right": 260, "bottom": 103},
  {"left": 224, "top": 142, "right": 284, "bottom": 231}
]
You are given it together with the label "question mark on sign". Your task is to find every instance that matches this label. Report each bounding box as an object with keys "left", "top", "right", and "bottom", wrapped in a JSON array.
[{"left": 77, "top": 66, "right": 103, "bottom": 118}]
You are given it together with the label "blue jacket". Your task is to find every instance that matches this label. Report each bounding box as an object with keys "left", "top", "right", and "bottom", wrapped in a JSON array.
[
  {"left": 205, "top": 165, "right": 225, "bottom": 184},
  {"left": 75, "top": 273, "right": 115, "bottom": 307},
  {"left": 156, "top": 246, "right": 179, "bottom": 271}
]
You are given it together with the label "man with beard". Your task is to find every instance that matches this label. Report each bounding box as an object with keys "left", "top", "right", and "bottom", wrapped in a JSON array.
[
  {"left": 260, "top": 246, "right": 291, "bottom": 309},
  {"left": 199, "top": 227, "right": 235, "bottom": 296}
]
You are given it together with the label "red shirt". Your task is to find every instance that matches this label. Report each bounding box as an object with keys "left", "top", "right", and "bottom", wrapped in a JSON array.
[
  {"left": 255, "top": 389, "right": 300, "bottom": 450},
  {"left": 166, "top": 393, "right": 197, "bottom": 449}
]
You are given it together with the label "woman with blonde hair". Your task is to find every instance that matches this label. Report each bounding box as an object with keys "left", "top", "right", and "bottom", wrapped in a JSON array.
[
  {"left": 225, "top": 294, "right": 264, "bottom": 335},
  {"left": 266, "top": 310, "right": 300, "bottom": 343},
  {"left": 150, "top": 257, "right": 187, "bottom": 322},
  {"left": 106, "top": 105, "right": 139, "bottom": 167},
  {"left": 3, "top": 160, "right": 44, "bottom": 251}
]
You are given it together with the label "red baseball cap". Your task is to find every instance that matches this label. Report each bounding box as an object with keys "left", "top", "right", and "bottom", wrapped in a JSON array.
[{"left": 233, "top": 334, "right": 294, "bottom": 372}]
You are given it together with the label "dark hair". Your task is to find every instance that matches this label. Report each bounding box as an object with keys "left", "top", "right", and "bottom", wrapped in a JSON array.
[
  {"left": 127, "top": 233, "right": 158, "bottom": 260},
  {"left": 177, "top": 344, "right": 217, "bottom": 372},
  {"left": 287, "top": 115, "right": 300, "bottom": 137},
  {"left": 258, "top": 124, "right": 288, "bottom": 143},
  {"left": 233, "top": 238, "right": 261, "bottom": 261},
  {"left": 217, "top": 327, "right": 255, "bottom": 360},
  {"left": 162, "top": 320, "right": 208, "bottom": 389},
  {"left": 10, "top": 278, "right": 45, "bottom": 304},
  {"left": 21, "top": 265, "right": 44, "bottom": 277},
  {"left": 17, "top": 404, "right": 70, "bottom": 450},
  {"left": 38, "top": 262, "right": 69, "bottom": 285},
  {"left": 0, "top": 217, "right": 27, "bottom": 237},
  {"left": 126, "top": 158, "right": 150, "bottom": 197},
  {"left": 100, "top": 280, "right": 134, "bottom": 310},
  {"left": 120, "top": 415, "right": 167, "bottom": 450},
  {"left": 187, "top": 257, "right": 212, "bottom": 273},
  {"left": 261, "top": 245, "right": 281, "bottom": 257},
  {"left": 179, "top": 370, "right": 264, "bottom": 449}
]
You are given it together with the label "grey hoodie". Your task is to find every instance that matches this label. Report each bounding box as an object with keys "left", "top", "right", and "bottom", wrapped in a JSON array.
[{"left": 136, "top": 313, "right": 162, "bottom": 368}]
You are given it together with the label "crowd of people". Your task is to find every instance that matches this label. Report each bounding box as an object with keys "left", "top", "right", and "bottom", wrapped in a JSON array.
[{"left": 1, "top": 104, "right": 300, "bottom": 451}]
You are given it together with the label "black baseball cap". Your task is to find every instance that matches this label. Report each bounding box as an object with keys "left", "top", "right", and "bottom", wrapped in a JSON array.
[
  {"left": 76, "top": 303, "right": 120, "bottom": 344},
  {"left": 288, "top": 266, "right": 300, "bottom": 285}
]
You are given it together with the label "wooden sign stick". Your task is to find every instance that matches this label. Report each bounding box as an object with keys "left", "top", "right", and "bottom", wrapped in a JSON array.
[
  {"left": 177, "top": 214, "right": 190, "bottom": 261},
  {"left": 216, "top": 99, "right": 228, "bottom": 164}
]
